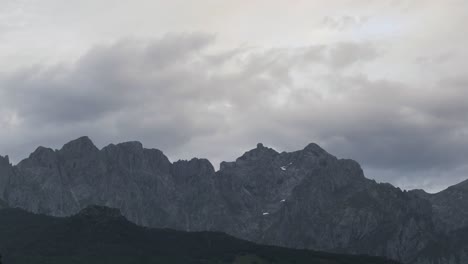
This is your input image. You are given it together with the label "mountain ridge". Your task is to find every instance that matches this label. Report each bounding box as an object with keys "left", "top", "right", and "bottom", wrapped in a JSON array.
[{"left": 0, "top": 136, "right": 467, "bottom": 264}]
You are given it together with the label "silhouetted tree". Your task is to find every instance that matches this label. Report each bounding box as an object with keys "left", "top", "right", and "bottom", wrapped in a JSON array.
[{"left": 0, "top": 253, "right": 3, "bottom": 264}]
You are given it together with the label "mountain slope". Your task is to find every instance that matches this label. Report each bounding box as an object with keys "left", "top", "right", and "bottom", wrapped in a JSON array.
[
  {"left": 426, "top": 179, "right": 468, "bottom": 232},
  {"left": 0, "top": 205, "right": 399, "bottom": 264},
  {"left": 215, "top": 143, "right": 435, "bottom": 263},
  {"left": 0, "top": 137, "right": 467, "bottom": 263}
]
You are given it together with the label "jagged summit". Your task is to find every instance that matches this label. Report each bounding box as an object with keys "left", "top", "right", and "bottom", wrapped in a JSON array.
[
  {"left": 0, "top": 155, "right": 9, "bottom": 165},
  {"left": 2, "top": 136, "right": 468, "bottom": 263},
  {"left": 46, "top": 137, "right": 334, "bottom": 167},
  {"left": 116, "top": 141, "right": 144, "bottom": 150},
  {"left": 61, "top": 136, "right": 98, "bottom": 153},
  {"left": 303, "top": 142, "right": 328, "bottom": 155},
  {"left": 63, "top": 135, "right": 94, "bottom": 146},
  {"left": 60, "top": 136, "right": 152, "bottom": 154},
  {"left": 21, "top": 146, "right": 57, "bottom": 168},
  {"left": 173, "top": 158, "right": 215, "bottom": 172},
  {"left": 236, "top": 142, "right": 279, "bottom": 162},
  {"left": 29, "top": 146, "right": 55, "bottom": 157}
]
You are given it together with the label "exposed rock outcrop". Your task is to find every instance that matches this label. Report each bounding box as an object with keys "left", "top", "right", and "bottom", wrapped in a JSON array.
[{"left": 0, "top": 137, "right": 467, "bottom": 263}]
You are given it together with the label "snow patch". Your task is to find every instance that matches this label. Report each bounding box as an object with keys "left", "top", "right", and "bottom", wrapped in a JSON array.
[
  {"left": 280, "top": 162, "right": 293, "bottom": 171},
  {"left": 262, "top": 212, "right": 270, "bottom": 216},
  {"left": 280, "top": 199, "right": 286, "bottom": 202}
]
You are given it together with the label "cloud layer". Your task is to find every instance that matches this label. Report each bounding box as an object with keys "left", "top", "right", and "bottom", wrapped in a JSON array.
[
  {"left": 0, "top": 1, "right": 468, "bottom": 192},
  {"left": 0, "top": 31, "right": 467, "bottom": 192}
]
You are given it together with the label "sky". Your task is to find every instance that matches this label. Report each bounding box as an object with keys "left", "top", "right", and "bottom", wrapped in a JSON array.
[{"left": 0, "top": 0, "right": 467, "bottom": 193}]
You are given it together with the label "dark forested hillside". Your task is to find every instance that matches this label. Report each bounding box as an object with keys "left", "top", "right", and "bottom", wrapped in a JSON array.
[
  {"left": 0, "top": 137, "right": 468, "bottom": 263},
  {"left": 0, "top": 205, "right": 399, "bottom": 264}
]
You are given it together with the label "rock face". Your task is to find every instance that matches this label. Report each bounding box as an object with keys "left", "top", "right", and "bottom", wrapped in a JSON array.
[
  {"left": 0, "top": 205, "right": 400, "bottom": 264},
  {"left": 407, "top": 181, "right": 468, "bottom": 264},
  {"left": 0, "top": 137, "right": 467, "bottom": 263},
  {"left": 428, "top": 180, "right": 468, "bottom": 232}
]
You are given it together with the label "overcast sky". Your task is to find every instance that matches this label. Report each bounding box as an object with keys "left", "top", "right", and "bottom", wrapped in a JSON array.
[{"left": 0, "top": 0, "right": 467, "bottom": 192}]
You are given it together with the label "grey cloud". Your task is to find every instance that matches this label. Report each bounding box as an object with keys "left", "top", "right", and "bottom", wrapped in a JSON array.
[
  {"left": 0, "top": 33, "right": 466, "bottom": 192},
  {"left": 0, "top": 33, "right": 216, "bottom": 125},
  {"left": 262, "top": 76, "right": 468, "bottom": 171},
  {"left": 326, "top": 42, "right": 379, "bottom": 69},
  {"left": 322, "top": 15, "right": 369, "bottom": 31}
]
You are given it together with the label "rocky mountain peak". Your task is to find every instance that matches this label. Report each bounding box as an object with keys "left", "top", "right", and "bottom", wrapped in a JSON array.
[
  {"left": 237, "top": 143, "right": 279, "bottom": 162},
  {"left": 0, "top": 155, "right": 10, "bottom": 166},
  {"left": 20, "top": 146, "right": 57, "bottom": 168},
  {"left": 3, "top": 137, "right": 468, "bottom": 264},
  {"left": 0, "top": 156, "right": 13, "bottom": 199},
  {"left": 116, "top": 141, "right": 144, "bottom": 151},
  {"left": 30, "top": 146, "right": 55, "bottom": 157},
  {"left": 174, "top": 158, "right": 214, "bottom": 172},
  {"left": 303, "top": 142, "right": 328, "bottom": 156},
  {"left": 60, "top": 136, "right": 99, "bottom": 155},
  {"left": 101, "top": 141, "right": 145, "bottom": 155},
  {"left": 172, "top": 158, "right": 215, "bottom": 184}
]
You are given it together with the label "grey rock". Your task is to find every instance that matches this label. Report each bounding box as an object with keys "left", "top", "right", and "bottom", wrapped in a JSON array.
[
  {"left": 428, "top": 180, "right": 468, "bottom": 232},
  {"left": 0, "top": 155, "right": 13, "bottom": 200},
  {"left": 1, "top": 137, "right": 468, "bottom": 264}
]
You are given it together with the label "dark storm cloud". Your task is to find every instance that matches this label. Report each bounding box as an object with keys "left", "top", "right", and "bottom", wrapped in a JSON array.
[
  {"left": 0, "top": 33, "right": 215, "bottom": 123},
  {"left": 0, "top": 33, "right": 467, "bottom": 192}
]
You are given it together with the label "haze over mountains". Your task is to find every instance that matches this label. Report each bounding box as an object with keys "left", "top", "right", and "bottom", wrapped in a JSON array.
[{"left": 0, "top": 137, "right": 467, "bottom": 264}]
